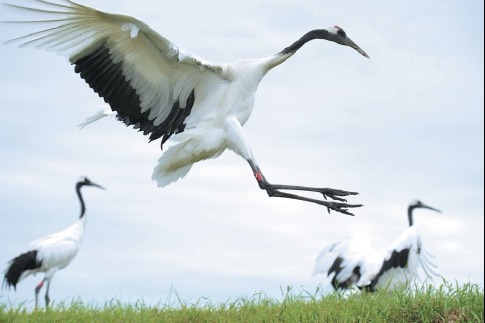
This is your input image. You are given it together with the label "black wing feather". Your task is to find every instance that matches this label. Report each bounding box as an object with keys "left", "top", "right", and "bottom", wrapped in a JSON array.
[
  {"left": 73, "top": 43, "right": 195, "bottom": 148},
  {"left": 369, "top": 248, "right": 410, "bottom": 291},
  {"left": 327, "top": 256, "right": 362, "bottom": 290}
]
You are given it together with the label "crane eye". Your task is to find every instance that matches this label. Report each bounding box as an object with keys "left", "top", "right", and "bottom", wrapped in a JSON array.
[{"left": 333, "top": 26, "right": 346, "bottom": 37}]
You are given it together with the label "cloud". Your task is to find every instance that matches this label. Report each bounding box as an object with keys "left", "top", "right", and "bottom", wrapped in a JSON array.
[{"left": 0, "top": 0, "right": 483, "bottom": 308}]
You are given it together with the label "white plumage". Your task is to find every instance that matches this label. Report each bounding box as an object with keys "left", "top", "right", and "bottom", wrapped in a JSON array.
[
  {"left": 313, "top": 200, "right": 441, "bottom": 291},
  {"left": 3, "top": 177, "right": 104, "bottom": 308},
  {"left": 28, "top": 220, "right": 85, "bottom": 278},
  {"left": 77, "top": 107, "right": 115, "bottom": 129},
  {"left": 313, "top": 233, "right": 382, "bottom": 289},
  {"left": 4, "top": 0, "right": 369, "bottom": 215}
]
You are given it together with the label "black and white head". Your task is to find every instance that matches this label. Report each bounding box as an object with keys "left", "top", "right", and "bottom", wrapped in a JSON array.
[
  {"left": 409, "top": 199, "right": 441, "bottom": 213},
  {"left": 326, "top": 26, "right": 369, "bottom": 58},
  {"left": 77, "top": 176, "right": 105, "bottom": 190},
  {"left": 279, "top": 25, "right": 369, "bottom": 59}
]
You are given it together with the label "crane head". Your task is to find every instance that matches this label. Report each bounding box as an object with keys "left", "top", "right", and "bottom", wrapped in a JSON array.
[
  {"left": 78, "top": 176, "right": 106, "bottom": 190},
  {"left": 327, "top": 26, "right": 370, "bottom": 59},
  {"left": 410, "top": 199, "right": 441, "bottom": 213}
]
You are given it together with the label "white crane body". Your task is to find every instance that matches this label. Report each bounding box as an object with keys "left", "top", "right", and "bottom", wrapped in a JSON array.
[
  {"left": 3, "top": 177, "right": 104, "bottom": 308},
  {"left": 4, "top": 0, "right": 370, "bottom": 215},
  {"left": 18, "top": 218, "right": 86, "bottom": 284},
  {"left": 313, "top": 200, "right": 441, "bottom": 291}
]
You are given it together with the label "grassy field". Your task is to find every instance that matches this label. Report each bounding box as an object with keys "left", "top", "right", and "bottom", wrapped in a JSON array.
[{"left": 0, "top": 282, "right": 483, "bottom": 322}]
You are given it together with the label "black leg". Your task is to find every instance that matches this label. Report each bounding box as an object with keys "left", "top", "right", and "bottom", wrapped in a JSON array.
[
  {"left": 34, "top": 278, "right": 45, "bottom": 309},
  {"left": 45, "top": 279, "right": 51, "bottom": 308},
  {"left": 248, "top": 160, "right": 362, "bottom": 216}
]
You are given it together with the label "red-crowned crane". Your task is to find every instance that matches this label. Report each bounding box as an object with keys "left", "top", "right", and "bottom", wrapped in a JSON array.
[
  {"left": 3, "top": 177, "right": 105, "bottom": 308},
  {"left": 4, "top": 0, "right": 369, "bottom": 215},
  {"left": 313, "top": 200, "right": 442, "bottom": 291}
]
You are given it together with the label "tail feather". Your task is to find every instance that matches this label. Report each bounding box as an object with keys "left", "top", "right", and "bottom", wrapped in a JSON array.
[
  {"left": 151, "top": 139, "right": 197, "bottom": 187},
  {"left": 151, "top": 134, "right": 226, "bottom": 187},
  {"left": 3, "top": 250, "right": 41, "bottom": 290},
  {"left": 152, "top": 163, "right": 193, "bottom": 187}
]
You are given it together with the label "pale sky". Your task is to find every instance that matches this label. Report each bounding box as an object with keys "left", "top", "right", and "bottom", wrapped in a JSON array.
[{"left": 0, "top": 0, "right": 483, "bottom": 308}]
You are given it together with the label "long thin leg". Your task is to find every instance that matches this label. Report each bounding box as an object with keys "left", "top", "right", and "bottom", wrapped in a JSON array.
[
  {"left": 34, "top": 278, "right": 46, "bottom": 309},
  {"left": 45, "top": 278, "right": 51, "bottom": 308},
  {"left": 224, "top": 118, "right": 362, "bottom": 215},
  {"left": 248, "top": 160, "right": 362, "bottom": 216}
]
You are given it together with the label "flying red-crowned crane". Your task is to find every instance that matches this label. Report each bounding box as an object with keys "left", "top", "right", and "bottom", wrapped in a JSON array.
[
  {"left": 4, "top": 0, "right": 369, "bottom": 215},
  {"left": 313, "top": 200, "right": 442, "bottom": 291},
  {"left": 3, "top": 177, "right": 104, "bottom": 308}
]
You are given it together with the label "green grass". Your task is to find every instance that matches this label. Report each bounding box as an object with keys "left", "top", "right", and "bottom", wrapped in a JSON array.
[{"left": 1, "top": 282, "right": 483, "bottom": 322}]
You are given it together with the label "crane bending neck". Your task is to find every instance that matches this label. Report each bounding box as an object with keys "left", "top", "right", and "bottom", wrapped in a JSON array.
[
  {"left": 266, "top": 29, "right": 331, "bottom": 71},
  {"left": 279, "top": 29, "right": 331, "bottom": 56},
  {"left": 76, "top": 183, "right": 86, "bottom": 219},
  {"left": 407, "top": 205, "right": 414, "bottom": 227}
]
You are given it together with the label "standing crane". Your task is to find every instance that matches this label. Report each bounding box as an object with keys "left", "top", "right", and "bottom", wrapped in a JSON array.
[
  {"left": 313, "top": 200, "right": 442, "bottom": 291},
  {"left": 3, "top": 177, "right": 104, "bottom": 308},
  {"left": 4, "top": 0, "right": 369, "bottom": 215}
]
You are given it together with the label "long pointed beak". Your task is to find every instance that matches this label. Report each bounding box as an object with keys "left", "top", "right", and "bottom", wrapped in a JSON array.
[
  {"left": 344, "top": 37, "right": 370, "bottom": 59},
  {"left": 421, "top": 203, "right": 441, "bottom": 213},
  {"left": 91, "top": 183, "right": 106, "bottom": 190}
]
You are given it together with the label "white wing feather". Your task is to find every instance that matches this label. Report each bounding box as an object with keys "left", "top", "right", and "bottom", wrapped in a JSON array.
[
  {"left": 313, "top": 233, "right": 381, "bottom": 288},
  {"left": 77, "top": 107, "right": 115, "bottom": 129},
  {"left": 5, "top": 0, "right": 228, "bottom": 133},
  {"left": 372, "top": 224, "right": 438, "bottom": 290}
]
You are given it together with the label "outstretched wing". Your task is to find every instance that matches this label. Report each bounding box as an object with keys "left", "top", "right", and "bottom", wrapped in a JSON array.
[
  {"left": 5, "top": 0, "right": 228, "bottom": 147},
  {"left": 369, "top": 224, "right": 438, "bottom": 291},
  {"left": 313, "top": 233, "right": 381, "bottom": 290}
]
